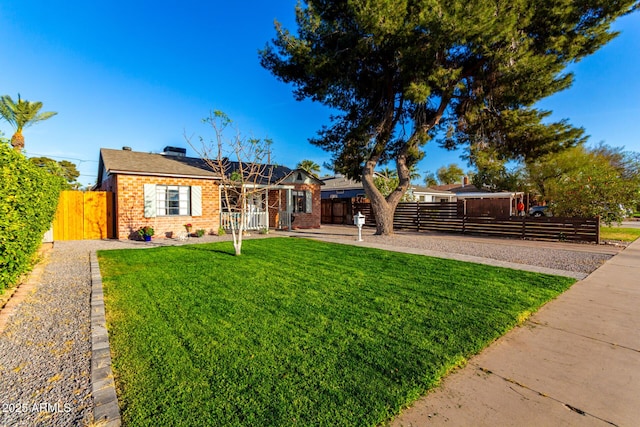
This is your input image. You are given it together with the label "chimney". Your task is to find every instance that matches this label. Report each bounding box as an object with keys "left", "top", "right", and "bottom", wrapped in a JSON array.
[
  {"left": 463, "top": 176, "right": 469, "bottom": 186},
  {"left": 122, "top": 146, "right": 132, "bottom": 151}
]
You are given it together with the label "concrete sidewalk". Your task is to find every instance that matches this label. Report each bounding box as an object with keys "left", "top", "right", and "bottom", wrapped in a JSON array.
[{"left": 391, "top": 237, "right": 640, "bottom": 426}]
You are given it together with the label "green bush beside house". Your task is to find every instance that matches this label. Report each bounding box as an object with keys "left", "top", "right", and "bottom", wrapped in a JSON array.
[{"left": 0, "top": 143, "right": 64, "bottom": 291}]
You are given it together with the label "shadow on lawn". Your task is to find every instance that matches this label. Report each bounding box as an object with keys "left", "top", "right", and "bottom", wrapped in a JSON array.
[{"left": 175, "top": 244, "right": 237, "bottom": 257}]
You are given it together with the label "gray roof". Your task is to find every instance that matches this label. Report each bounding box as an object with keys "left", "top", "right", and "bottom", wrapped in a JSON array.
[
  {"left": 98, "top": 148, "right": 323, "bottom": 186},
  {"left": 99, "top": 148, "right": 221, "bottom": 179},
  {"left": 411, "top": 185, "right": 455, "bottom": 195},
  {"left": 429, "top": 183, "right": 487, "bottom": 194},
  {"left": 320, "top": 174, "right": 363, "bottom": 191}
]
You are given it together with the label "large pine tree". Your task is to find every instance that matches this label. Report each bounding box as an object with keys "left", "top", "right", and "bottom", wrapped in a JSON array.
[{"left": 261, "top": 0, "right": 638, "bottom": 234}]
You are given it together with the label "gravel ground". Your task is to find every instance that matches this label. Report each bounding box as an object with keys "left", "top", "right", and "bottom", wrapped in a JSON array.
[
  {"left": 290, "top": 226, "right": 617, "bottom": 274},
  {"left": 0, "top": 242, "right": 95, "bottom": 427},
  {"left": 0, "top": 230, "right": 618, "bottom": 426},
  {"left": 368, "top": 233, "right": 613, "bottom": 273}
]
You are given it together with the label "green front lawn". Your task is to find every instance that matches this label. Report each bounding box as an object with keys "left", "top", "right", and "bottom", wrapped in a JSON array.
[
  {"left": 98, "top": 238, "right": 574, "bottom": 426},
  {"left": 600, "top": 226, "right": 640, "bottom": 242}
]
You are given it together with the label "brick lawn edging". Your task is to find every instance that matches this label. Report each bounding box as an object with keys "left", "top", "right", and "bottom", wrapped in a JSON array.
[{"left": 90, "top": 251, "right": 122, "bottom": 426}]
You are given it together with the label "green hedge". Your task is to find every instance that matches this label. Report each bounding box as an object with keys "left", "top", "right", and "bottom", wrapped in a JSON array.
[{"left": 0, "top": 143, "right": 64, "bottom": 291}]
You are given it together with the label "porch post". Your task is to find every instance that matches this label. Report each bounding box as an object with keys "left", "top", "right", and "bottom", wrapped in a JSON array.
[
  {"left": 286, "top": 188, "right": 292, "bottom": 230},
  {"left": 262, "top": 189, "right": 268, "bottom": 229},
  {"left": 277, "top": 189, "right": 282, "bottom": 229}
]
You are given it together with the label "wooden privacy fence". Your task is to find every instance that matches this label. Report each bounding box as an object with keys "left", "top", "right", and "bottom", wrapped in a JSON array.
[
  {"left": 353, "top": 202, "right": 600, "bottom": 243},
  {"left": 52, "top": 191, "right": 115, "bottom": 240}
]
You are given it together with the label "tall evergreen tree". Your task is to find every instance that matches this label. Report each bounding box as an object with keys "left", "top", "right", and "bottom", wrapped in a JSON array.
[{"left": 261, "top": 0, "right": 637, "bottom": 234}]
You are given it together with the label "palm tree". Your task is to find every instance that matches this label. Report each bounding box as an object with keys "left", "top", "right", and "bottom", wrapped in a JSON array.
[
  {"left": 377, "top": 166, "right": 398, "bottom": 179},
  {"left": 0, "top": 94, "right": 57, "bottom": 152},
  {"left": 296, "top": 159, "right": 321, "bottom": 177},
  {"left": 377, "top": 165, "right": 420, "bottom": 182},
  {"left": 408, "top": 164, "right": 421, "bottom": 183},
  {"left": 423, "top": 170, "right": 438, "bottom": 187}
]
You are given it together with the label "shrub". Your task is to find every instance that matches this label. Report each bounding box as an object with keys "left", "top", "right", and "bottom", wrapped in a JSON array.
[
  {"left": 217, "top": 227, "right": 226, "bottom": 236},
  {"left": 195, "top": 229, "right": 205, "bottom": 237},
  {"left": 0, "top": 144, "right": 64, "bottom": 291}
]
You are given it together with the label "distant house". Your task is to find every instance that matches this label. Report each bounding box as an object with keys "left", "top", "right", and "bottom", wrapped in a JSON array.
[
  {"left": 428, "top": 179, "right": 523, "bottom": 218},
  {"left": 96, "top": 147, "right": 323, "bottom": 239},
  {"left": 320, "top": 174, "right": 456, "bottom": 201},
  {"left": 319, "top": 174, "right": 367, "bottom": 224},
  {"left": 427, "top": 178, "right": 486, "bottom": 196},
  {"left": 320, "top": 174, "right": 367, "bottom": 200},
  {"left": 410, "top": 186, "right": 456, "bottom": 202}
]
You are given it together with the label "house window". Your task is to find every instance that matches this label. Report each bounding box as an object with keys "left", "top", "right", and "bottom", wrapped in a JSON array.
[
  {"left": 157, "top": 185, "right": 190, "bottom": 216},
  {"left": 144, "top": 184, "right": 201, "bottom": 218},
  {"left": 291, "top": 190, "right": 313, "bottom": 213},
  {"left": 292, "top": 190, "right": 306, "bottom": 213}
]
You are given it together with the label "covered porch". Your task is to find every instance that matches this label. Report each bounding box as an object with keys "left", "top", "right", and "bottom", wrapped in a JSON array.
[{"left": 219, "top": 185, "right": 296, "bottom": 231}]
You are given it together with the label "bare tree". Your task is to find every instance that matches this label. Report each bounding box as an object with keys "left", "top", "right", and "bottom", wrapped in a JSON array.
[{"left": 186, "top": 111, "right": 275, "bottom": 256}]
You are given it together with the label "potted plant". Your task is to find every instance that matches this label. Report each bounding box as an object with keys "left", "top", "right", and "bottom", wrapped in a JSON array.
[
  {"left": 138, "top": 225, "right": 154, "bottom": 241},
  {"left": 184, "top": 223, "right": 193, "bottom": 235}
]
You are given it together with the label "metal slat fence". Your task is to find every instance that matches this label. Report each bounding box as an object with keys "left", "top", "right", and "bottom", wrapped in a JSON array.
[{"left": 353, "top": 202, "right": 600, "bottom": 243}]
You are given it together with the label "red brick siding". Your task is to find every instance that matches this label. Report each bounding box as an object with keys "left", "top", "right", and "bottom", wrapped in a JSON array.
[
  {"left": 108, "top": 174, "right": 220, "bottom": 239},
  {"left": 293, "top": 183, "right": 321, "bottom": 228},
  {"left": 268, "top": 190, "right": 282, "bottom": 228},
  {"left": 266, "top": 184, "right": 321, "bottom": 229}
]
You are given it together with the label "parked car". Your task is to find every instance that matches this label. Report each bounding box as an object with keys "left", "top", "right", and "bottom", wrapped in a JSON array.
[{"left": 529, "top": 205, "right": 552, "bottom": 217}]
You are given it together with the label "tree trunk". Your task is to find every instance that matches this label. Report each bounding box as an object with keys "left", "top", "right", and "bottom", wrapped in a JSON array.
[
  {"left": 362, "top": 164, "right": 398, "bottom": 235},
  {"left": 361, "top": 152, "right": 413, "bottom": 235},
  {"left": 232, "top": 212, "right": 243, "bottom": 256},
  {"left": 234, "top": 236, "right": 242, "bottom": 256},
  {"left": 11, "top": 131, "right": 24, "bottom": 152},
  {"left": 370, "top": 196, "right": 395, "bottom": 235}
]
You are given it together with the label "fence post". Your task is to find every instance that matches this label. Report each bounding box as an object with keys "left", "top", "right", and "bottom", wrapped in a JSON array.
[
  {"left": 596, "top": 216, "right": 600, "bottom": 244},
  {"left": 416, "top": 202, "right": 420, "bottom": 232},
  {"left": 522, "top": 217, "right": 526, "bottom": 239}
]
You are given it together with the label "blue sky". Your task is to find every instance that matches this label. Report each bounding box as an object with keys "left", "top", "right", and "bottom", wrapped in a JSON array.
[{"left": 1, "top": 1, "right": 639, "bottom": 187}]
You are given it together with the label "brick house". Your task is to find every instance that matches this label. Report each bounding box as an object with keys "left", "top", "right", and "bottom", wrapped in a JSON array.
[{"left": 96, "top": 147, "right": 323, "bottom": 239}]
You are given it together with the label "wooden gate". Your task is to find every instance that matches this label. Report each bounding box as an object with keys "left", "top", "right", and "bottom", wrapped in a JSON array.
[
  {"left": 53, "top": 191, "right": 115, "bottom": 240},
  {"left": 464, "top": 198, "right": 512, "bottom": 218},
  {"left": 321, "top": 198, "right": 351, "bottom": 224}
]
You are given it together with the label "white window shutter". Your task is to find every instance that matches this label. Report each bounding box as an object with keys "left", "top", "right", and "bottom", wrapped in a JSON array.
[
  {"left": 144, "top": 184, "right": 156, "bottom": 218},
  {"left": 305, "top": 190, "right": 312, "bottom": 213},
  {"left": 191, "top": 186, "right": 202, "bottom": 216}
]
